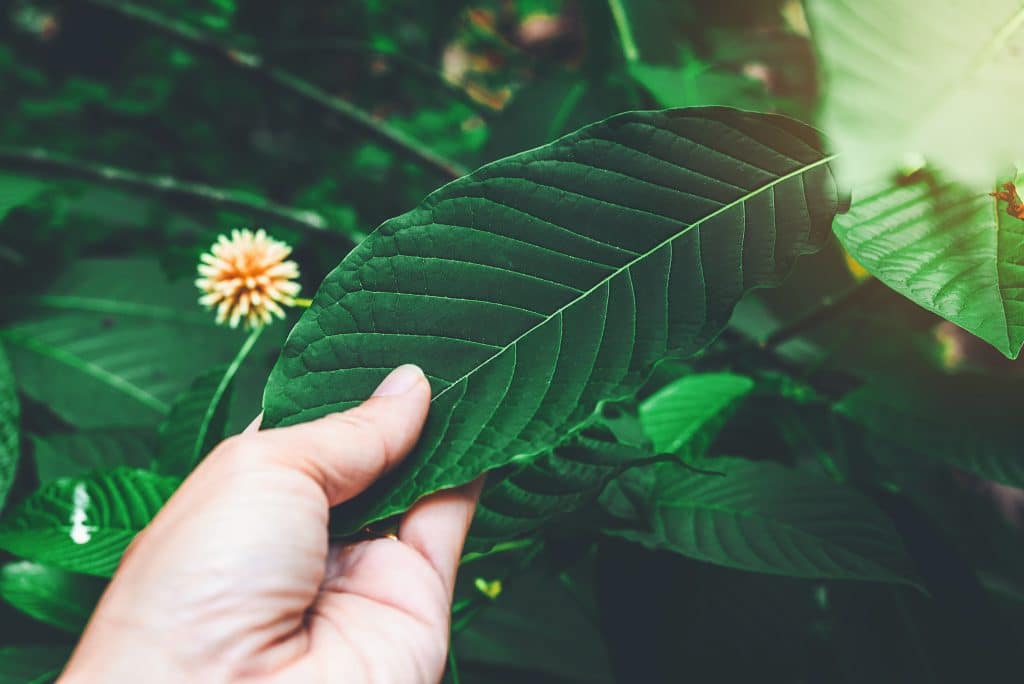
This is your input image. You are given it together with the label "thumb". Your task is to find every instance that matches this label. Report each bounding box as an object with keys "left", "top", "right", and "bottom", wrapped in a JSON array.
[{"left": 249, "top": 364, "right": 432, "bottom": 506}]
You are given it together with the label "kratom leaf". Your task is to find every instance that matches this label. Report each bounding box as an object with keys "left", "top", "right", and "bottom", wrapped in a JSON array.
[
  {"left": 639, "top": 372, "right": 754, "bottom": 456},
  {"left": 807, "top": 0, "right": 1024, "bottom": 187},
  {"left": 832, "top": 181, "right": 1024, "bottom": 359},
  {"left": 468, "top": 437, "right": 663, "bottom": 552},
  {"left": 31, "top": 429, "right": 155, "bottom": 484},
  {"left": 0, "top": 173, "right": 47, "bottom": 221},
  {"left": 837, "top": 372, "right": 1023, "bottom": 488},
  {"left": 601, "top": 458, "right": 917, "bottom": 585},
  {"left": 0, "top": 468, "right": 180, "bottom": 577},
  {"left": 263, "top": 108, "right": 843, "bottom": 534},
  {"left": 1, "top": 259, "right": 243, "bottom": 427},
  {"left": 0, "top": 561, "right": 104, "bottom": 633},
  {"left": 0, "top": 646, "right": 71, "bottom": 684},
  {"left": 0, "top": 344, "right": 19, "bottom": 513}
]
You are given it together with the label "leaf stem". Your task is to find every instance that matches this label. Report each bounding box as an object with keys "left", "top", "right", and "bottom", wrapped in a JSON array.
[
  {"left": 607, "top": 0, "right": 640, "bottom": 63},
  {"left": 759, "top": 277, "right": 880, "bottom": 350},
  {"left": 0, "top": 147, "right": 342, "bottom": 239},
  {"left": 73, "top": 0, "right": 469, "bottom": 180}
]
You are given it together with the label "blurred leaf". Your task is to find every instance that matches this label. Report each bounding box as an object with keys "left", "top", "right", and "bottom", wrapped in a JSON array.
[
  {"left": 807, "top": 0, "right": 1024, "bottom": 187},
  {"left": 836, "top": 371, "right": 1024, "bottom": 488},
  {"left": 602, "top": 458, "right": 918, "bottom": 586},
  {"left": 1, "top": 259, "right": 244, "bottom": 428},
  {"left": 630, "top": 59, "right": 768, "bottom": 110},
  {"left": 0, "top": 561, "right": 104, "bottom": 633},
  {"left": 639, "top": 373, "right": 754, "bottom": 456},
  {"left": 0, "top": 173, "right": 47, "bottom": 221},
  {"left": 0, "top": 468, "right": 180, "bottom": 577},
  {"left": 0, "top": 344, "right": 19, "bottom": 513},
  {"left": 262, "top": 108, "right": 843, "bottom": 536},
  {"left": 833, "top": 180, "right": 1024, "bottom": 359},
  {"left": 454, "top": 567, "right": 613, "bottom": 684},
  {"left": 155, "top": 325, "right": 262, "bottom": 476},
  {"left": 0, "top": 645, "right": 70, "bottom": 684},
  {"left": 31, "top": 429, "right": 155, "bottom": 484}
]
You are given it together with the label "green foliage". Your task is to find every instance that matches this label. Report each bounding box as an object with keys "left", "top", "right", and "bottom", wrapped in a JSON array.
[
  {"left": 263, "top": 107, "right": 842, "bottom": 534},
  {"left": 0, "top": 561, "right": 104, "bottom": 633},
  {"left": 602, "top": 458, "right": 918, "bottom": 585},
  {"left": 4, "top": 1, "right": 1024, "bottom": 680},
  {"left": 0, "top": 468, "right": 179, "bottom": 577},
  {"left": 0, "top": 344, "right": 18, "bottom": 513},
  {"left": 834, "top": 181, "right": 1024, "bottom": 359}
]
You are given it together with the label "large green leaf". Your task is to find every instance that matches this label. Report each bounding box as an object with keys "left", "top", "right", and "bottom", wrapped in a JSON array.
[
  {"left": 470, "top": 373, "right": 754, "bottom": 551},
  {"left": 833, "top": 181, "right": 1024, "bottom": 358},
  {"left": 0, "top": 468, "right": 180, "bottom": 577},
  {"left": 601, "top": 458, "right": 917, "bottom": 585},
  {"left": 0, "top": 561, "right": 104, "bottom": 633},
  {"left": 807, "top": 0, "right": 1024, "bottom": 187},
  {"left": 0, "top": 646, "right": 70, "bottom": 684},
  {"left": 639, "top": 372, "right": 754, "bottom": 455},
  {"left": 31, "top": 429, "right": 155, "bottom": 484},
  {"left": 836, "top": 372, "right": 1023, "bottom": 488},
  {"left": 1, "top": 259, "right": 243, "bottom": 427},
  {"left": 263, "top": 108, "right": 844, "bottom": 533},
  {"left": 0, "top": 343, "right": 18, "bottom": 513}
]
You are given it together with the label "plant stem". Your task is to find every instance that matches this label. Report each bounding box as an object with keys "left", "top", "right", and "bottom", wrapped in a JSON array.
[
  {"left": 0, "top": 147, "right": 341, "bottom": 239},
  {"left": 74, "top": 0, "right": 469, "bottom": 180},
  {"left": 446, "top": 645, "right": 462, "bottom": 684},
  {"left": 758, "top": 278, "right": 881, "bottom": 351},
  {"left": 607, "top": 0, "right": 640, "bottom": 63}
]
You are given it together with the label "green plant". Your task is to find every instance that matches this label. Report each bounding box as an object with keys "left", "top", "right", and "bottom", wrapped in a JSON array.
[{"left": 3, "top": 1, "right": 1024, "bottom": 681}]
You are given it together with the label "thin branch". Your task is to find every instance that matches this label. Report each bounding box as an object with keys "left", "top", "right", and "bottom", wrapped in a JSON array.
[
  {"left": 759, "top": 277, "right": 881, "bottom": 350},
  {"left": 0, "top": 147, "right": 342, "bottom": 239},
  {"left": 74, "top": 0, "right": 469, "bottom": 180},
  {"left": 266, "top": 38, "right": 494, "bottom": 118}
]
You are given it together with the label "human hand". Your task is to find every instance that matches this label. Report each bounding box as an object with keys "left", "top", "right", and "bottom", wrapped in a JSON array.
[{"left": 61, "top": 364, "right": 481, "bottom": 683}]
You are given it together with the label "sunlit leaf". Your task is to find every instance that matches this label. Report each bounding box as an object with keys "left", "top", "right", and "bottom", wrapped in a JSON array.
[{"left": 639, "top": 372, "right": 754, "bottom": 456}]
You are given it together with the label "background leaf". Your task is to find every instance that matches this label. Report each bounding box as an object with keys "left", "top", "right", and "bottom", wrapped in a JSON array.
[
  {"left": 601, "top": 457, "right": 918, "bottom": 586},
  {"left": 807, "top": 0, "right": 1024, "bottom": 187},
  {"left": 836, "top": 372, "right": 1024, "bottom": 488},
  {"left": 639, "top": 372, "right": 754, "bottom": 455},
  {"left": 0, "top": 344, "right": 18, "bottom": 513},
  {"left": 0, "top": 561, "right": 104, "bottom": 633},
  {"left": 263, "top": 107, "right": 843, "bottom": 534},
  {"left": 1, "top": 259, "right": 244, "bottom": 428},
  {"left": 0, "top": 468, "right": 179, "bottom": 577},
  {"left": 832, "top": 181, "right": 1024, "bottom": 358},
  {"left": 30, "top": 429, "right": 155, "bottom": 484},
  {"left": 0, "top": 645, "right": 70, "bottom": 684}
]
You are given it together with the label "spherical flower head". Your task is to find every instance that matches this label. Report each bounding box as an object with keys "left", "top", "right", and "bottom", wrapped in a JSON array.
[{"left": 196, "top": 229, "right": 301, "bottom": 329}]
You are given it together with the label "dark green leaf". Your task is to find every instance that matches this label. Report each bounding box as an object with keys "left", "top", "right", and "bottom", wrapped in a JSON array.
[
  {"left": 155, "top": 325, "right": 262, "bottom": 476},
  {"left": 31, "top": 429, "right": 155, "bottom": 484},
  {"left": 0, "top": 468, "right": 180, "bottom": 577},
  {"left": 263, "top": 107, "right": 843, "bottom": 534},
  {"left": 836, "top": 372, "right": 1024, "bottom": 487},
  {"left": 0, "top": 561, "right": 104, "bottom": 633},
  {"left": 0, "top": 343, "right": 18, "bottom": 513},
  {"left": 833, "top": 181, "right": 1024, "bottom": 358},
  {"left": 1, "top": 259, "right": 244, "bottom": 427},
  {"left": 0, "top": 173, "right": 47, "bottom": 221},
  {"left": 0, "top": 645, "right": 70, "bottom": 684},
  {"left": 602, "top": 458, "right": 918, "bottom": 586}
]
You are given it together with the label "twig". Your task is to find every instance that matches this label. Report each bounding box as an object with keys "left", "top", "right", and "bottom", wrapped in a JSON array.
[
  {"left": 266, "top": 38, "right": 493, "bottom": 118},
  {"left": 0, "top": 147, "right": 342, "bottom": 238},
  {"left": 73, "top": 0, "right": 469, "bottom": 180}
]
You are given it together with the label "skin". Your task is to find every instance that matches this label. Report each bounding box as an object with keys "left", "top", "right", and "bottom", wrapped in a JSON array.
[{"left": 61, "top": 364, "right": 481, "bottom": 683}]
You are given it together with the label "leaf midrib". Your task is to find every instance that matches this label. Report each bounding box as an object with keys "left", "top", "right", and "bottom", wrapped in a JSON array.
[
  {"left": 0, "top": 330, "right": 169, "bottom": 414},
  {"left": 431, "top": 153, "right": 838, "bottom": 404}
]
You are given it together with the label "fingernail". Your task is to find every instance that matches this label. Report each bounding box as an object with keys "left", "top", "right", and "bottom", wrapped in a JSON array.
[{"left": 372, "top": 364, "right": 425, "bottom": 397}]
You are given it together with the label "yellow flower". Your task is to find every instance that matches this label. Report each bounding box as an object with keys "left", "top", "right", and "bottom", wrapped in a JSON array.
[{"left": 196, "top": 229, "right": 301, "bottom": 329}]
